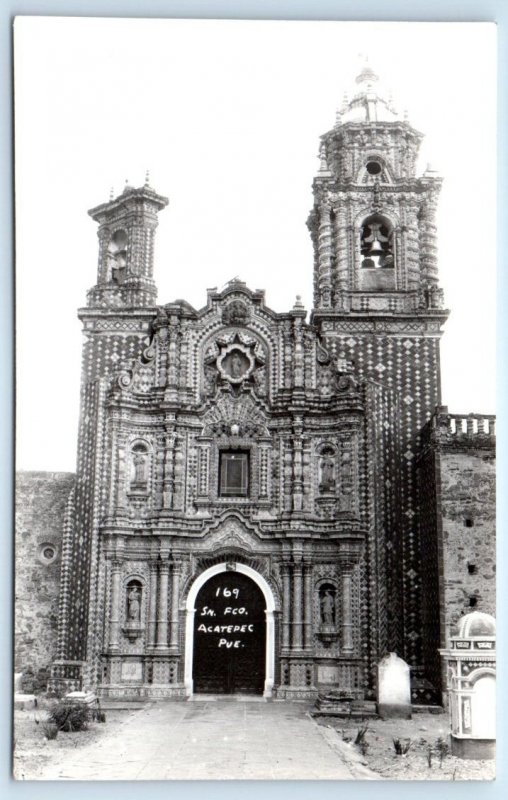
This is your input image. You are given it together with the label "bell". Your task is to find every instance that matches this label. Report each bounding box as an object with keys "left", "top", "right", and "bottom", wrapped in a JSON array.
[{"left": 369, "top": 236, "right": 384, "bottom": 255}]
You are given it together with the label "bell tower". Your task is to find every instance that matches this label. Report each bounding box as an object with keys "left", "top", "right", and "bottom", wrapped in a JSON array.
[
  {"left": 309, "top": 63, "right": 449, "bottom": 676},
  {"left": 87, "top": 176, "right": 168, "bottom": 308}
]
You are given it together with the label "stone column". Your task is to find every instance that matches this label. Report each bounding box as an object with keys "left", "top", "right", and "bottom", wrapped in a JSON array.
[
  {"left": 303, "top": 562, "right": 313, "bottom": 649},
  {"left": 147, "top": 561, "right": 158, "bottom": 649},
  {"left": 169, "top": 560, "right": 181, "bottom": 652},
  {"left": 341, "top": 569, "right": 354, "bottom": 653},
  {"left": 281, "top": 563, "right": 291, "bottom": 651},
  {"left": 108, "top": 560, "right": 122, "bottom": 652},
  {"left": 156, "top": 560, "right": 170, "bottom": 650},
  {"left": 317, "top": 203, "right": 333, "bottom": 308},
  {"left": 292, "top": 561, "right": 303, "bottom": 650}
]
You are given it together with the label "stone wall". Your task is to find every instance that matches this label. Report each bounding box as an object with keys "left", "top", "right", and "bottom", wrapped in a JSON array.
[
  {"left": 15, "top": 472, "right": 75, "bottom": 672},
  {"left": 440, "top": 446, "right": 496, "bottom": 628},
  {"left": 418, "top": 410, "right": 495, "bottom": 701}
]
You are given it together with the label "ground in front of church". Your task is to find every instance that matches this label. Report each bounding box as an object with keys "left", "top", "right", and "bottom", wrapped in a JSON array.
[{"left": 13, "top": 698, "right": 494, "bottom": 781}]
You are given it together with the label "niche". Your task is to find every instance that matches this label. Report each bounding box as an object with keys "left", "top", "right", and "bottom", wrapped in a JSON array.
[
  {"left": 129, "top": 441, "right": 149, "bottom": 494},
  {"left": 123, "top": 579, "right": 144, "bottom": 641},
  {"left": 318, "top": 446, "right": 336, "bottom": 495},
  {"left": 318, "top": 583, "right": 338, "bottom": 645}
]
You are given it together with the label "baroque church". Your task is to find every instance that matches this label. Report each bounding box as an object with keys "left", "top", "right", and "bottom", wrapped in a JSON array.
[{"left": 16, "top": 65, "right": 496, "bottom": 704}]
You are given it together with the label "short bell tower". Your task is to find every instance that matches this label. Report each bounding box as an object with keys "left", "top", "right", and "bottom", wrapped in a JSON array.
[{"left": 87, "top": 177, "right": 168, "bottom": 308}]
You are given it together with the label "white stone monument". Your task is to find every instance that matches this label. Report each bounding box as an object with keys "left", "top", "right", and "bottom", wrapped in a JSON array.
[
  {"left": 440, "top": 611, "right": 496, "bottom": 759},
  {"left": 377, "top": 652, "right": 412, "bottom": 719}
]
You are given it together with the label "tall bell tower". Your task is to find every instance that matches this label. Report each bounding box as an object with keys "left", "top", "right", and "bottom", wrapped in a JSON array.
[{"left": 309, "top": 63, "right": 449, "bottom": 676}]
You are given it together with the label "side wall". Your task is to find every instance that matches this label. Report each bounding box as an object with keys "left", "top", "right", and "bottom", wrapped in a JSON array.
[
  {"left": 440, "top": 448, "right": 496, "bottom": 628},
  {"left": 15, "top": 472, "right": 75, "bottom": 672}
]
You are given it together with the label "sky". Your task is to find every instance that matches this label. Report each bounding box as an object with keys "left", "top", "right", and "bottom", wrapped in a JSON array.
[{"left": 14, "top": 18, "right": 497, "bottom": 472}]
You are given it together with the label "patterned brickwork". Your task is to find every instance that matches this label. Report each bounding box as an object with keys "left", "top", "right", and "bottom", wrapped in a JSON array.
[{"left": 15, "top": 472, "right": 74, "bottom": 672}]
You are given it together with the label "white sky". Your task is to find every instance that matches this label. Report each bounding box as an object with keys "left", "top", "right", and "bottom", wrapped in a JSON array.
[{"left": 14, "top": 18, "right": 496, "bottom": 472}]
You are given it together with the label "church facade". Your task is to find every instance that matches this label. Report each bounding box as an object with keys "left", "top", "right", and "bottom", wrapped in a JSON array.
[{"left": 18, "top": 66, "right": 495, "bottom": 704}]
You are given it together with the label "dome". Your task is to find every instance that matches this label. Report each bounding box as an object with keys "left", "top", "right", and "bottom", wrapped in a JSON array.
[{"left": 456, "top": 611, "right": 496, "bottom": 639}]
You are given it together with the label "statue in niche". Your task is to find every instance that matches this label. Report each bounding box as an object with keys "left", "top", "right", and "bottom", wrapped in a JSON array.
[
  {"left": 132, "top": 452, "right": 148, "bottom": 484},
  {"left": 127, "top": 585, "right": 141, "bottom": 625},
  {"left": 224, "top": 349, "right": 249, "bottom": 380},
  {"left": 319, "top": 453, "right": 336, "bottom": 493},
  {"left": 320, "top": 589, "right": 336, "bottom": 625}
]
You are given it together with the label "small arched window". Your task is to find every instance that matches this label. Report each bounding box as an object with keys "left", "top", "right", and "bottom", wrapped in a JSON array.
[{"left": 360, "top": 214, "right": 394, "bottom": 269}]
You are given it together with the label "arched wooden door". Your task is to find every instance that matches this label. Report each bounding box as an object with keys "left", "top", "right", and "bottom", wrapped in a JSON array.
[{"left": 192, "top": 571, "right": 266, "bottom": 694}]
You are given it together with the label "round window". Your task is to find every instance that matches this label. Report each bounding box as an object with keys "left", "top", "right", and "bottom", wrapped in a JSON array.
[
  {"left": 366, "top": 161, "right": 382, "bottom": 175},
  {"left": 39, "top": 543, "right": 57, "bottom": 565}
]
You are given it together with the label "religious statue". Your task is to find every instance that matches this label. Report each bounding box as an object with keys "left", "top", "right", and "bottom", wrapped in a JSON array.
[
  {"left": 320, "top": 590, "right": 336, "bottom": 626},
  {"left": 229, "top": 350, "right": 245, "bottom": 379},
  {"left": 133, "top": 452, "right": 147, "bottom": 484},
  {"left": 127, "top": 586, "right": 141, "bottom": 624},
  {"left": 320, "top": 456, "right": 335, "bottom": 492}
]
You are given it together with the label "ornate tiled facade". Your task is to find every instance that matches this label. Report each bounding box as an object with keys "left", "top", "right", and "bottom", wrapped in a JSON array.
[{"left": 45, "top": 65, "right": 494, "bottom": 702}]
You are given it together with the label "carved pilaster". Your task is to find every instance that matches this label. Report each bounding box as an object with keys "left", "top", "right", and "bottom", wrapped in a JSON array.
[
  {"left": 169, "top": 560, "right": 181, "bottom": 652},
  {"left": 108, "top": 560, "right": 123, "bottom": 652},
  {"left": 281, "top": 563, "right": 291, "bottom": 651},
  {"left": 156, "top": 560, "right": 170, "bottom": 650},
  {"left": 341, "top": 569, "right": 354, "bottom": 654},
  {"left": 147, "top": 561, "right": 158, "bottom": 649},
  {"left": 292, "top": 560, "right": 303, "bottom": 650},
  {"left": 303, "top": 562, "right": 313, "bottom": 649}
]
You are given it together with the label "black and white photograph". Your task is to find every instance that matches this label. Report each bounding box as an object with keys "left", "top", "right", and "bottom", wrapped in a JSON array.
[{"left": 13, "top": 16, "right": 496, "bottom": 781}]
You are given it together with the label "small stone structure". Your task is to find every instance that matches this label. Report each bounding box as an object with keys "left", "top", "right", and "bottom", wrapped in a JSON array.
[
  {"left": 440, "top": 611, "right": 496, "bottom": 759},
  {"left": 377, "top": 653, "right": 412, "bottom": 719}
]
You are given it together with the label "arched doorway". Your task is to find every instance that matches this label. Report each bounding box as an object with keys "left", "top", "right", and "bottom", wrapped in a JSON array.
[{"left": 184, "top": 562, "right": 275, "bottom": 697}]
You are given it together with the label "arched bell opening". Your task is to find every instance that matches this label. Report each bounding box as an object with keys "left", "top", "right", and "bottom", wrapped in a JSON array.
[{"left": 358, "top": 213, "right": 396, "bottom": 291}]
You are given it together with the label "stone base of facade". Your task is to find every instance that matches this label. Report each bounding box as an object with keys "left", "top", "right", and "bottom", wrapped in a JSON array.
[
  {"left": 450, "top": 735, "right": 496, "bottom": 760},
  {"left": 274, "top": 685, "right": 318, "bottom": 701},
  {"left": 377, "top": 702, "right": 412, "bottom": 720},
  {"left": 99, "top": 683, "right": 187, "bottom": 700}
]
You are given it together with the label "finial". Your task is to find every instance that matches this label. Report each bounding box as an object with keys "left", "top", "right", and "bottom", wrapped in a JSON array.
[
  {"left": 403, "top": 107, "right": 409, "bottom": 122},
  {"left": 293, "top": 294, "right": 305, "bottom": 311},
  {"left": 144, "top": 169, "right": 150, "bottom": 187},
  {"left": 109, "top": 186, "right": 114, "bottom": 201}
]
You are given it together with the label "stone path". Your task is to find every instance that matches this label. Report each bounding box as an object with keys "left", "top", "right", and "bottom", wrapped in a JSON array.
[{"left": 36, "top": 698, "right": 376, "bottom": 780}]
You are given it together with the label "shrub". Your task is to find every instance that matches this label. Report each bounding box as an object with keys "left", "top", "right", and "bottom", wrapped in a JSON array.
[
  {"left": 42, "top": 722, "right": 59, "bottom": 740},
  {"left": 393, "top": 737, "right": 412, "bottom": 755},
  {"left": 48, "top": 700, "right": 91, "bottom": 732}
]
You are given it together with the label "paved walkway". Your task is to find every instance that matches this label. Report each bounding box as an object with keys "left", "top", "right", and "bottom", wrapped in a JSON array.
[{"left": 36, "top": 698, "right": 375, "bottom": 780}]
